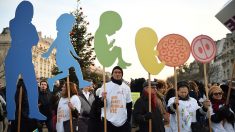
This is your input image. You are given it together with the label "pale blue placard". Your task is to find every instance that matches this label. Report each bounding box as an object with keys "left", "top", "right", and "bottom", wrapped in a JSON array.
[{"left": 42, "top": 13, "right": 91, "bottom": 90}]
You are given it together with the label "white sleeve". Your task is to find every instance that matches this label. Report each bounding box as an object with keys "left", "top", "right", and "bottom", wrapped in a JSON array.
[
  {"left": 126, "top": 86, "right": 132, "bottom": 103},
  {"left": 209, "top": 105, "right": 214, "bottom": 115},
  {"left": 167, "top": 97, "right": 175, "bottom": 107},
  {"left": 0, "top": 95, "right": 6, "bottom": 105},
  {"left": 99, "top": 85, "right": 104, "bottom": 98},
  {"left": 71, "top": 95, "right": 81, "bottom": 113},
  {"left": 193, "top": 98, "right": 200, "bottom": 110}
]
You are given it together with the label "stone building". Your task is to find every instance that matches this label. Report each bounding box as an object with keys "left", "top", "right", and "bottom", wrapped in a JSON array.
[
  {"left": 0, "top": 28, "right": 11, "bottom": 86},
  {"left": 209, "top": 32, "right": 235, "bottom": 83}
]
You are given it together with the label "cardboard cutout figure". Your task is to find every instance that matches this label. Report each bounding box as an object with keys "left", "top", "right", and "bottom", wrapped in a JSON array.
[
  {"left": 135, "top": 27, "right": 165, "bottom": 75},
  {"left": 5, "top": 1, "right": 46, "bottom": 120},
  {"left": 42, "top": 13, "right": 91, "bottom": 90},
  {"left": 94, "top": 11, "right": 131, "bottom": 69}
]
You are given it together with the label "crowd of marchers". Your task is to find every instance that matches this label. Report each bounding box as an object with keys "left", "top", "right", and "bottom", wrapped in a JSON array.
[{"left": 0, "top": 66, "right": 235, "bottom": 132}]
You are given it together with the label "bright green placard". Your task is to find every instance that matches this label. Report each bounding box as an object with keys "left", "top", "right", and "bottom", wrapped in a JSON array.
[
  {"left": 94, "top": 11, "right": 131, "bottom": 69},
  {"left": 131, "top": 92, "right": 140, "bottom": 109}
]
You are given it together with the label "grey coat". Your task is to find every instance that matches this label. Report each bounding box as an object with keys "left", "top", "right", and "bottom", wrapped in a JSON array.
[{"left": 78, "top": 90, "right": 95, "bottom": 132}]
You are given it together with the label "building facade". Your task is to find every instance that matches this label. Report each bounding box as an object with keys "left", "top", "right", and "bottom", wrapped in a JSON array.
[
  {"left": 169, "top": 32, "right": 235, "bottom": 84},
  {"left": 209, "top": 32, "right": 235, "bottom": 83},
  {"left": 32, "top": 32, "right": 56, "bottom": 79},
  {"left": 0, "top": 28, "right": 11, "bottom": 86}
]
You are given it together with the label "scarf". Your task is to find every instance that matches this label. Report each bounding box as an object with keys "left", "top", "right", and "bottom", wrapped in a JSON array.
[
  {"left": 178, "top": 95, "right": 189, "bottom": 101},
  {"left": 143, "top": 90, "right": 157, "bottom": 112},
  {"left": 211, "top": 99, "right": 225, "bottom": 113},
  {"left": 111, "top": 77, "right": 122, "bottom": 85}
]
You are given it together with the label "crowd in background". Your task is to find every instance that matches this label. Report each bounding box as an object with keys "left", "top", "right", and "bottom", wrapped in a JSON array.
[{"left": 0, "top": 66, "right": 235, "bottom": 132}]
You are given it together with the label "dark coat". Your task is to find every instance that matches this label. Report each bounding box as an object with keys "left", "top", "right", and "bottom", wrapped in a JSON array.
[
  {"left": 38, "top": 90, "right": 53, "bottom": 119},
  {"left": 87, "top": 96, "right": 102, "bottom": 132},
  {"left": 10, "top": 79, "right": 38, "bottom": 132},
  {"left": 133, "top": 95, "right": 165, "bottom": 132},
  {"left": 78, "top": 90, "right": 95, "bottom": 132}
]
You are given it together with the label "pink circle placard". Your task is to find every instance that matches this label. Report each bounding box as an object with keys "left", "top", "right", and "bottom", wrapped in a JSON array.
[
  {"left": 191, "top": 35, "right": 216, "bottom": 63},
  {"left": 157, "top": 34, "right": 191, "bottom": 67}
]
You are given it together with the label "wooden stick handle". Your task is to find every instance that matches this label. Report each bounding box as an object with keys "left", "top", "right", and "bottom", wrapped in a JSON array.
[
  {"left": 203, "top": 64, "right": 212, "bottom": 132},
  {"left": 174, "top": 67, "right": 180, "bottom": 132},
  {"left": 103, "top": 66, "right": 107, "bottom": 132},
  {"left": 17, "top": 75, "right": 23, "bottom": 132},
  {"left": 226, "top": 63, "right": 235, "bottom": 105},
  {"left": 66, "top": 76, "right": 73, "bottom": 132},
  {"left": 17, "top": 85, "right": 23, "bottom": 132},
  {"left": 148, "top": 73, "right": 152, "bottom": 132}
]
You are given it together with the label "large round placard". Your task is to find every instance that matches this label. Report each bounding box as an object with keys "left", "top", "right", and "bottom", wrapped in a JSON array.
[
  {"left": 157, "top": 34, "right": 191, "bottom": 67},
  {"left": 191, "top": 35, "right": 216, "bottom": 63}
]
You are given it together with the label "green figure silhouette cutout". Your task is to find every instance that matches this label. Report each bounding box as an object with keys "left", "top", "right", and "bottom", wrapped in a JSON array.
[{"left": 94, "top": 11, "right": 131, "bottom": 69}]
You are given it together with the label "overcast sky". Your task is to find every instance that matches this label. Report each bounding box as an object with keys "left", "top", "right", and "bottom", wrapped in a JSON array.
[{"left": 0, "top": 0, "right": 231, "bottom": 81}]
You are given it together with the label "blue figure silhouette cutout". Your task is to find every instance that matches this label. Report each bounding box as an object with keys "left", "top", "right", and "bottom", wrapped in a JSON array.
[
  {"left": 42, "top": 13, "right": 91, "bottom": 90},
  {"left": 4, "top": 1, "right": 46, "bottom": 120}
]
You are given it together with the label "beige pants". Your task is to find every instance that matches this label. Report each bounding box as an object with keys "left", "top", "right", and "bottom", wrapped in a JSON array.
[{"left": 0, "top": 118, "right": 8, "bottom": 132}]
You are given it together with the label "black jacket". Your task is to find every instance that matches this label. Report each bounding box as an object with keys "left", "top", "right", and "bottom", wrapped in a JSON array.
[
  {"left": 133, "top": 95, "right": 165, "bottom": 132},
  {"left": 38, "top": 90, "right": 53, "bottom": 119},
  {"left": 88, "top": 96, "right": 102, "bottom": 132}
]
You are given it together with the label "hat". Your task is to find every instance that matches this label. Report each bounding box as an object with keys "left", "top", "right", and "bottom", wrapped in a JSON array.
[
  {"left": 143, "top": 81, "right": 157, "bottom": 88},
  {"left": 177, "top": 81, "right": 190, "bottom": 90},
  {"left": 112, "top": 66, "right": 123, "bottom": 76},
  {"left": 209, "top": 86, "right": 223, "bottom": 96}
]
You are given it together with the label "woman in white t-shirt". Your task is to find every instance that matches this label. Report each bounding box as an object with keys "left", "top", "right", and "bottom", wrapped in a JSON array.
[
  {"left": 56, "top": 82, "right": 81, "bottom": 132},
  {"left": 167, "top": 81, "right": 210, "bottom": 132}
]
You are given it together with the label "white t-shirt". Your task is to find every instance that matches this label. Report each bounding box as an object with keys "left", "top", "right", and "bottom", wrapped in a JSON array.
[
  {"left": 82, "top": 90, "right": 90, "bottom": 100},
  {"left": 210, "top": 104, "right": 234, "bottom": 132},
  {"left": 168, "top": 97, "right": 200, "bottom": 132},
  {"left": 56, "top": 95, "right": 81, "bottom": 132},
  {"left": 99, "top": 81, "right": 132, "bottom": 127}
]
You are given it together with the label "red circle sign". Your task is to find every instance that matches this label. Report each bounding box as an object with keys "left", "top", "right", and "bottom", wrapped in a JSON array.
[
  {"left": 191, "top": 35, "right": 216, "bottom": 63},
  {"left": 157, "top": 34, "right": 191, "bottom": 67}
]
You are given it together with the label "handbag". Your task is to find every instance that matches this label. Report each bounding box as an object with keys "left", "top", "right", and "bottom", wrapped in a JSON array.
[{"left": 63, "top": 118, "right": 79, "bottom": 132}]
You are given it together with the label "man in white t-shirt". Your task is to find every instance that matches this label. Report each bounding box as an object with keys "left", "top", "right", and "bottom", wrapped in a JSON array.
[{"left": 99, "top": 66, "right": 132, "bottom": 132}]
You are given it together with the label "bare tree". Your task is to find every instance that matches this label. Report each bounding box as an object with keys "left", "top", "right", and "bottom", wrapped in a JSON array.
[{"left": 207, "top": 64, "right": 219, "bottom": 83}]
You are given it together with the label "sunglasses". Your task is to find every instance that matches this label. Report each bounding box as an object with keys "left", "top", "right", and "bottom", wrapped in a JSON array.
[{"left": 213, "top": 92, "right": 222, "bottom": 96}]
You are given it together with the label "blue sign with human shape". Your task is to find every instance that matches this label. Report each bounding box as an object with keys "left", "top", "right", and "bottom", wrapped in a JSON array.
[{"left": 5, "top": 1, "right": 46, "bottom": 120}]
